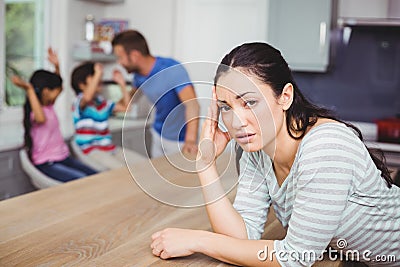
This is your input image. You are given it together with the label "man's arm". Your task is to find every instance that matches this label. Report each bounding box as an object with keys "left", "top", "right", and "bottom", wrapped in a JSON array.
[{"left": 178, "top": 85, "right": 199, "bottom": 154}]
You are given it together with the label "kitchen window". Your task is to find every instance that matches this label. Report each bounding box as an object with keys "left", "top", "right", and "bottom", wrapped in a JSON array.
[{"left": 0, "top": 0, "right": 49, "bottom": 113}]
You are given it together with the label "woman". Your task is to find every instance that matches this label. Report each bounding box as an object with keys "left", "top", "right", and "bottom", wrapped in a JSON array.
[{"left": 150, "top": 43, "right": 400, "bottom": 266}]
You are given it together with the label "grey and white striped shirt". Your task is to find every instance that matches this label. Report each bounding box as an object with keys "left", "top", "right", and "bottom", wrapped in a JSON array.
[{"left": 233, "top": 123, "right": 400, "bottom": 266}]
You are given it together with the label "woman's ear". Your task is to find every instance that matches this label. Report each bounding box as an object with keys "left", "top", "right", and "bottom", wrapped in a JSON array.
[{"left": 278, "top": 83, "right": 294, "bottom": 111}]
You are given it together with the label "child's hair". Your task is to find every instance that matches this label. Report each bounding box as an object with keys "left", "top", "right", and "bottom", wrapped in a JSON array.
[
  {"left": 24, "top": 70, "right": 62, "bottom": 159},
  {"left": 71, "top": 61, "right": 95, "bottom": 95}
]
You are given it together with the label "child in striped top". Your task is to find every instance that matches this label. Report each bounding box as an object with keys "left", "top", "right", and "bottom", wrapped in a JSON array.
[
  {"left": 150, "top": 43, "right": 400, "bottom": 266},
  {"left": 71, "top": 62, "right": 145, "bottom": 170}
]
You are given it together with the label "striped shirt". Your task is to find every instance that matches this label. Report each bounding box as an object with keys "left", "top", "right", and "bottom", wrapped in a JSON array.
[
  {"left": 233, "top": 123, "right": 400, "bottom": 266},
  {"left": 72, "top": 93, "right": 116, "bottom": 154}
]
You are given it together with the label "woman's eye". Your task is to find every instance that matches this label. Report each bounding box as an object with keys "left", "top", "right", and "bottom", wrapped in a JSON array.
[
  {"left": 245, "top": 100, "right": 257, "bottom": 107},
  {"left": 218, "top": 105, "right": 231, "bottom": 112}
]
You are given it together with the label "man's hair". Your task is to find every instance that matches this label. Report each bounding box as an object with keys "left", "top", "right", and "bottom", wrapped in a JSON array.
[
  {"left": 112, "top": 30, "right": 150, "bottom": 56},
  {"left": 70, "top": 61, "right": 95, "bottom": 95}
]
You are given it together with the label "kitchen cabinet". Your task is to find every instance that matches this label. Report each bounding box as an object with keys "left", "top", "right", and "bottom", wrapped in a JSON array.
[
  {"left": 0, "top": 149, "right": 35, "bottom": 201},
  {"left": 267, "top": 0, "right": 333, "bottom": 72},
  {"left": 109, "top": 118, "right": 152, "bottom": 158}
]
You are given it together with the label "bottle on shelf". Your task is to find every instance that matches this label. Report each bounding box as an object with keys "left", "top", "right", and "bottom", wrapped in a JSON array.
[{"left": 85, "top": 14, "right": 95, "bottom": 42}]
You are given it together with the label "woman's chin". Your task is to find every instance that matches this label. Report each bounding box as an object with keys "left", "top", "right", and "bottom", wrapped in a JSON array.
[{"left": 237, "top": 142, "right": 263, "bottom": 153}]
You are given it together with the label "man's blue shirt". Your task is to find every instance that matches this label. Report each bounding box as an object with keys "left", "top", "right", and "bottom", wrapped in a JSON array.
[{"left": 133, "top": 57, "right": 192, "bottom": 141}]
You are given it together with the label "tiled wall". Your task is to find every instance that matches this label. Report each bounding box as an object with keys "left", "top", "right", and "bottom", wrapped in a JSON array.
[{"left": 293, "top": 26, "right": 400, "bottom": 122}]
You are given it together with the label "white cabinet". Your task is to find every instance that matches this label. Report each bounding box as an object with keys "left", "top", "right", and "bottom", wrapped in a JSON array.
[
  {"left": 267, "top": 0, "right": 333, "bottom": 72},
  {"left": 174, "top": 0, "right": 268, "bottom": 63}
]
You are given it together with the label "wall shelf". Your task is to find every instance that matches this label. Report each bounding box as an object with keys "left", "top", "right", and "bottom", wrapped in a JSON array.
[
  {"left": 72, "top": 50, "right": 116, "bottom": 62},
  {"left": 72, "top": 42, "right": 116, "bottom": 62},
  {"left": 76, "top": 0, "right": 124, "bottom": 4}
]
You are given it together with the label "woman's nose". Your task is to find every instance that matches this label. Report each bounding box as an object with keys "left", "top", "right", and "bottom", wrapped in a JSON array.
[{"left": 231, "top": 109, "right": 248, "bottom": 130}]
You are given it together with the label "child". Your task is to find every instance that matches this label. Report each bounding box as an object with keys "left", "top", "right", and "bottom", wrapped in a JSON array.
[
  {"left": 13, "top": 50, "right": 98, "bottom": 182},
  {"left": 71, "top": 61, "right": 145, "bottom": 169}
]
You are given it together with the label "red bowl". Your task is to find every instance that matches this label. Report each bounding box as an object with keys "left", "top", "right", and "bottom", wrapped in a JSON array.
[{"left": 376, "top": 118, "right": 400, "bottom": 144}]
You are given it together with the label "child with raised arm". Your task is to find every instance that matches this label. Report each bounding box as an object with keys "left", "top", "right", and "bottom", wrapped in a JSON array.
[
  {"left": 71, "top": 61, "right": 144, "bottom": 169},
  {"left": 13, "top": 49, "right": 98, "bottom": 182}
]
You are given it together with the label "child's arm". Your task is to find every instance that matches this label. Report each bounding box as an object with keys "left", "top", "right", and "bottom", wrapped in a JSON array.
[
  {"left": 80, "top": 63, "right": 103, "bottom": 110},
  {"left": 112, "top": 69, "right": 130, "bottom": 113},
  {"left": 12, "top": 76, "right": 46, "bottom": 124},
  {"left": 47, "top": 47, "right": 60, "bottom": 75}
]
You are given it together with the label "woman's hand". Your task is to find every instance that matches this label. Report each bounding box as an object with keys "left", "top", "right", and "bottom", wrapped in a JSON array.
[
  {"left": 11, "top": 75, "right": 32, "bottom": 91},
  {"left": 151, "top": 228, "right": 200, "bottom": 259},
  {"left": 196, "top": 87, "right": 231, "bottom": 171}
]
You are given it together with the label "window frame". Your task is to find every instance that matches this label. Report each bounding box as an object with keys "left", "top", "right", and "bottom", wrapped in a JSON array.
[{"left": 0, "top": 0, "right": 51, "bottom": 123}]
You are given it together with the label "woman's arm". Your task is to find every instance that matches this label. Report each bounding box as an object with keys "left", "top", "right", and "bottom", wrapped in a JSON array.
[
  {"left": 151, "top": 228, "right": 281, "bottom": 267},
  {"left": 12, "top": 76, "right": 46, "bottom": 124},
  {"left": 196, "top": 87, "right": 248, "bottom": 238},
  {"left": 198, "top": 163, "right": 248, "bottom": 238},
  {"left": 177, "top": 85, "right": 200, "bottom": 155}
]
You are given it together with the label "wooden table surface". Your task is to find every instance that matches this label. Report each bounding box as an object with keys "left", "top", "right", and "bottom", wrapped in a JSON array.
[{"left": 0, "top": 152, "right": 239, "bottom": 267}]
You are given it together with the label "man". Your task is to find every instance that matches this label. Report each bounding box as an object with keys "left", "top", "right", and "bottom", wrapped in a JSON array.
[{"left": 112, "top": 30, "right": 199, "bottom": 158}]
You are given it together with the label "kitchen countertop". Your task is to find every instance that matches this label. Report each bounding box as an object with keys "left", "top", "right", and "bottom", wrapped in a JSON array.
[{"left": 0, "top": 117, "right": 151, "bottom": 152}]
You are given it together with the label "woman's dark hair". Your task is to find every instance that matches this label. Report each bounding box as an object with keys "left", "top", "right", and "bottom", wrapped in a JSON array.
[
  {"left": 216, "top": 42, "right": 393, "bottom": 187},
  {"left": 24, "top": 70, "right": 62, "bottom": 159},
  {"left": 71, "top": 61, "right": 95, "bottom": 95}
]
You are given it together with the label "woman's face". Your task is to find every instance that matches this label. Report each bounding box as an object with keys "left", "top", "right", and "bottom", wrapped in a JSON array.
[{"left": 215, "top": 68, "right": 286, "bottom": 153}]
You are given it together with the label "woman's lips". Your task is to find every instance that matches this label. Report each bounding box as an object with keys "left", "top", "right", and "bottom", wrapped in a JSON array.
[{"left": 235, "top": 133, "right": 256, "bottom": 143}]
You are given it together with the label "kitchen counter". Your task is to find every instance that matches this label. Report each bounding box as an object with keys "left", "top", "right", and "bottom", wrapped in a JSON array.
[{"left": 0, "top": 117, "right": 151, "bottom": 152}]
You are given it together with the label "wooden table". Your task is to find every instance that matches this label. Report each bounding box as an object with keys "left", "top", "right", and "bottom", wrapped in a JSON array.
[{"left": 0, "top": 152, "right": 238, "bottom": 266}]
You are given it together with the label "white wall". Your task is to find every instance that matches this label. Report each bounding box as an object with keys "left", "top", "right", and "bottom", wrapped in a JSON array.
[
  {"left": 104, "top": 0, "right": 176, "bottom": 57},
  {"left": 49, "top": 0, "right": 106, "bottom": 136}
]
